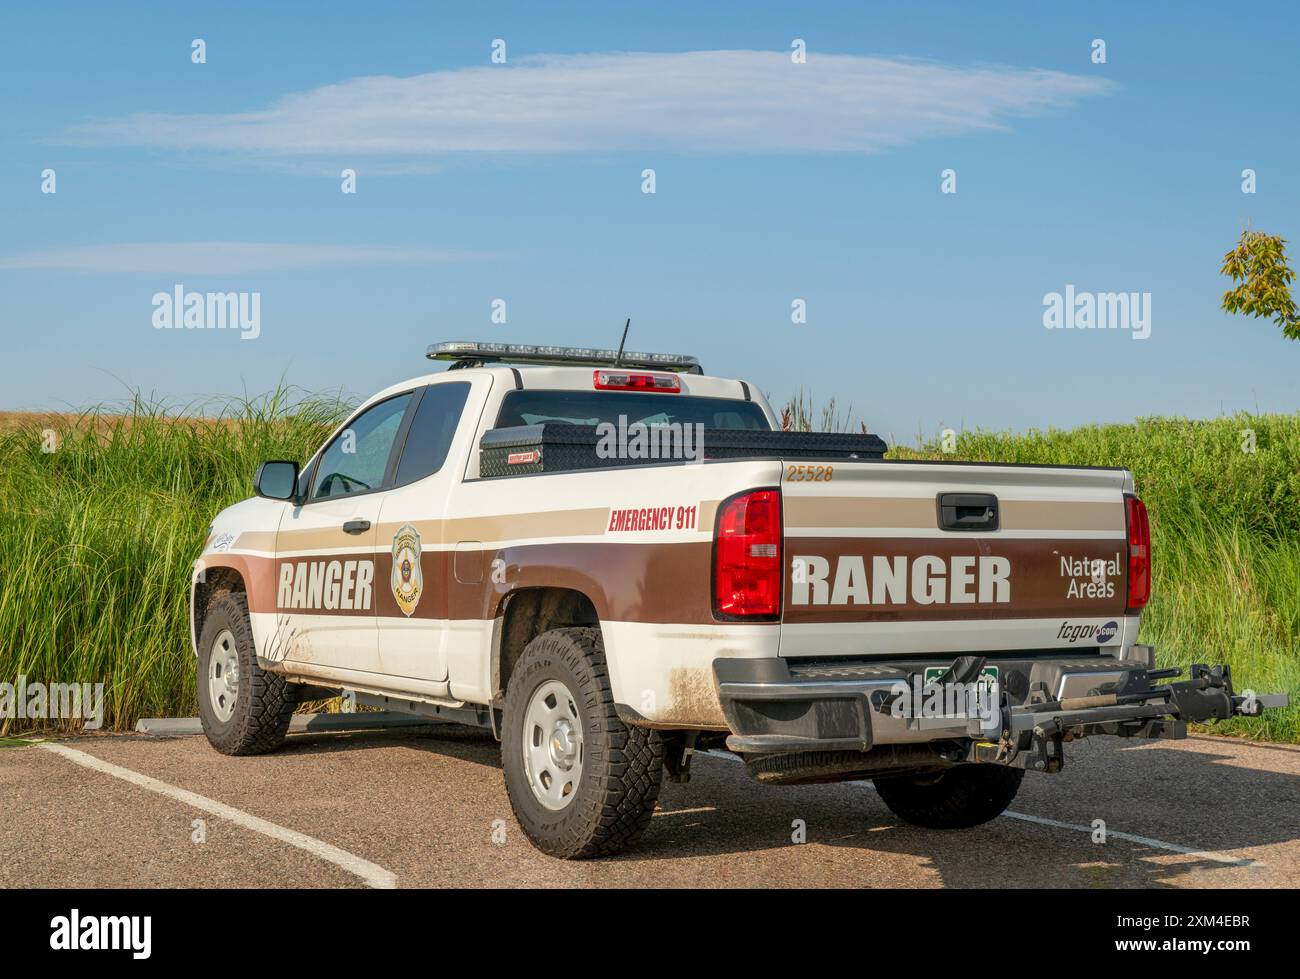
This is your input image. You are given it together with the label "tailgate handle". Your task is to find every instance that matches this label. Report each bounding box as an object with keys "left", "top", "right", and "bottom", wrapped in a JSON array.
[{"left": 937, "top": 493, "right": 999, "bottom": 532}]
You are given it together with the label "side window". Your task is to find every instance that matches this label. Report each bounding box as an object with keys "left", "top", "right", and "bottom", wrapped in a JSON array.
[
  {"left": 311, "top": 393, "right": 413, "bottom": 500},
  {"left": 394, "top": 382, "right": 471, "bottom": 485}
]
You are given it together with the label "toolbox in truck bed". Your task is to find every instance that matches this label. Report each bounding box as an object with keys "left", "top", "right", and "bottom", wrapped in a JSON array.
[{"left": 479, "top": 423, "right": 888, "bottom": 476}]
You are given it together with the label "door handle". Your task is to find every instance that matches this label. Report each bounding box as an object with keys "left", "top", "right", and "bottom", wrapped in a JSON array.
[
  {"left": 342, "top": 519, "right": 371, "bottom": 535},
  {"left": 936, "top": 493, "right": 999, "bottom": 532}
]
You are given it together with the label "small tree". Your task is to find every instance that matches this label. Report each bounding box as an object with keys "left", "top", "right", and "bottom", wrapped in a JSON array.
[{"left": 1220, "top": 230, "right": 1299, "bottom": 341}]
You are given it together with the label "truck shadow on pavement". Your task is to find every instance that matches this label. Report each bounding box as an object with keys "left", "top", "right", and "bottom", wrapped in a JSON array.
[{"left": 280, "top": 726, "right": 1300, "bottom": 888}]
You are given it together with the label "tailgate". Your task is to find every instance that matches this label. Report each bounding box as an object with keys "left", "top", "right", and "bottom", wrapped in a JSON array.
[{"left": 780, "top": 461, "right": 1134, "bottom": 658}]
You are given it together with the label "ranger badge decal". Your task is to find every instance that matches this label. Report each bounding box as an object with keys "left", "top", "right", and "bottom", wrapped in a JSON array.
[{"left": 391, "top": 524, "right": 423, "bottom": 617}]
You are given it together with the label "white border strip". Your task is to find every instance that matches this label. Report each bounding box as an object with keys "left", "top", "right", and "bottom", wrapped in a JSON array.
[{"left": 42, "top": 743, "right": 398, "bottom": 889}]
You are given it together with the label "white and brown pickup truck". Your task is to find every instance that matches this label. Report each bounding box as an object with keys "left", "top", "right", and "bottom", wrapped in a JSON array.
[{"left": 191, "top": 341, "right": 1287, "bottom": 858}]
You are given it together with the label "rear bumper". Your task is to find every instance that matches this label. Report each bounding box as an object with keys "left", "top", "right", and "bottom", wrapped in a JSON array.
[{"left": 713, "top": 648, "right": 1287, "bottom": 756}]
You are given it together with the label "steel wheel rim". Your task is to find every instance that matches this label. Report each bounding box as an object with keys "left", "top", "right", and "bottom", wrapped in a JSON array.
[
  {"left": 522, "top": 679, "right": 584, "bottom": 811},
  {"left": 208, "top": 629, "right": 240, "bottom": 723}
]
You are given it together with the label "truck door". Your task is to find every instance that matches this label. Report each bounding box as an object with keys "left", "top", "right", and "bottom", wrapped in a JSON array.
[
  {"left": 374, "top": 380, "right": 473, "bottom": 683},
  {"left": 274, "top": 391, "right": 415, "bottom": 677}
]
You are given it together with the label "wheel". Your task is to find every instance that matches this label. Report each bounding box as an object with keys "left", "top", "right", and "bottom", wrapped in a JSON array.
[
  {"left": 873, "top": 765, "right": 1024, "bottom": 829},
  {"left": 197, "top": 593, "right": 298, "bottom": 755},
  {"left": 500, "top": 626, "right": 664, "bottom": 859}
]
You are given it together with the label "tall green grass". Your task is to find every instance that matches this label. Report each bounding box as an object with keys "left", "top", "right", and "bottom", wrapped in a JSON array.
[
  {"left": 1, "top": 392, "right": 1296, "bottom": 741},
  {"left": 0, "top": 388, "right": 347, "bottom": 733}
]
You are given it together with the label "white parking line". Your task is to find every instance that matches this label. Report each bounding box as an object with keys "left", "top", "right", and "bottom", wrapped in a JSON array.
[
  {"left": 701, "top": 751, "right": 1259, "bottom": 868},
  {"left": 41, "top": 743, "right": 398, "bottom": 889},
  {"left": 998, "top": 811, "right": 1258, "bottom": 866}
]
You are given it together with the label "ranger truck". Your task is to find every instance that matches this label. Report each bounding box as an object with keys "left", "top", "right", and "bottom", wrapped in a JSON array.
[{"left": 191, "top": 341, "right": 1288, "bottom": 858}]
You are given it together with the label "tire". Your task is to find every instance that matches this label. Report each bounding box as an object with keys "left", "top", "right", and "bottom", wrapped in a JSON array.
[
  {"left": 501, "top": 626, "right": 664, "bottom": 859},
  {"left": 873, "top": 765, "right": 1024, "bottom": 829},
  {"left": 197, "top": 593, "right": 298, "bottom": 756}
]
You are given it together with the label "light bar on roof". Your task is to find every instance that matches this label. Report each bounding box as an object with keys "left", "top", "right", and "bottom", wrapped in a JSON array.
[{"left": 426, "top": 340, "right": 700, "bottom": 373}]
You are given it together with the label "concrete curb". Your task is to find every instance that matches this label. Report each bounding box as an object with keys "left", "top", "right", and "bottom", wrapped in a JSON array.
[{"left": 135, "top": 712, "right": 442, "bottom": 736}]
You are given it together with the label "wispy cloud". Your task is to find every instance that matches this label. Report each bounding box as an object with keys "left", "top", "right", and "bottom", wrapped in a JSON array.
[
  {"left": 62, "top": 51, "right": 1114, "bottom": 157},
  {"left": 0, "top": 242, "right": 487, "bottom": 274}
]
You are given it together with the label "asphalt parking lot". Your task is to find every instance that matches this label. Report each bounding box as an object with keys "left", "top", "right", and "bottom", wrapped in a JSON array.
[{"left": 3, "top": 724, "right": 1298, "bottom": 888}]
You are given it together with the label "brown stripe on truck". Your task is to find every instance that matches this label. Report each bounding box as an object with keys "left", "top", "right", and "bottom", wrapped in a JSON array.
[
  {"left": 225, "top": 541, "right": 718, "bottom": 624},
  {"left": 214, "top": 533, "right": 1125, "bottom": 627},
  {"left": 784, "top": 536, "right": 1127, "bottom": 622}
]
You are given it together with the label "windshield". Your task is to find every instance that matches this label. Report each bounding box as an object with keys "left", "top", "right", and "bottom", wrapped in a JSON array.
[{"left": 496, "top": 390, "right": 771, "bottom": 430}]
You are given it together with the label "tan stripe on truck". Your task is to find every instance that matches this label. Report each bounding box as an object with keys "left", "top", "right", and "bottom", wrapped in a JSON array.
[
  {"left": 238, "top": 506, "right": 613, "bottom": 555},
  {"left": 783, "top": 496, "right": 1121, "bottom": 532}
]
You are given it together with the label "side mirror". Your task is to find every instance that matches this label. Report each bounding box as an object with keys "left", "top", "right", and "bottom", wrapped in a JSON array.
[{"left": 254, "top": 460, "right": 300, "bottom": 502}]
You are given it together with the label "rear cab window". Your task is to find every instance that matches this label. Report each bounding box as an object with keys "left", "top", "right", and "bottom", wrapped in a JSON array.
[
  {"left": 495, "top": 390, "right": 771, "bottom": 431},
  {"left": 393, "top": 381, "right": 471, "bottom": 486}
]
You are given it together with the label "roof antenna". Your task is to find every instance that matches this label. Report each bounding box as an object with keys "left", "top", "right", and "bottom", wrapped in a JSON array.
[{"left": 614, "top": 318, "right": 630, "bottom": 367}]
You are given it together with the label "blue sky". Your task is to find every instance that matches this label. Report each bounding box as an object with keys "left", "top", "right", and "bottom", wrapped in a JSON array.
[{"left": 1, "top": 1, "right": 1296, "bottom": 443}]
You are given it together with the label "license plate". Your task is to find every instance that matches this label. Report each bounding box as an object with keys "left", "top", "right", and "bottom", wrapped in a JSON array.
[
  {"left": 923, "top": 665, "right": 1000, "bottom": 689},
  {"left": 918, "top": 665, "right": 1000, "bottom": 722}
]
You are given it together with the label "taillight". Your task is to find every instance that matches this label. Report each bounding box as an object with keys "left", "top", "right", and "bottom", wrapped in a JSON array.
[
  {"left": 592, "top": 370, "right": 681, "bottom": 393},
  {"left": 713, "top": 489, "right": 782, "bottom": 619},
  {"left": 1124, "top": 494, "right": 1151, "bottom": 612}
]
